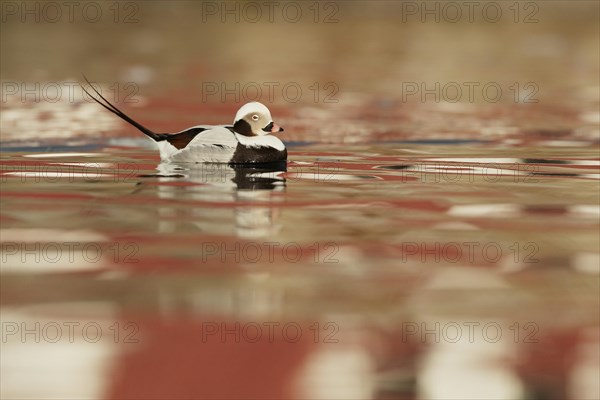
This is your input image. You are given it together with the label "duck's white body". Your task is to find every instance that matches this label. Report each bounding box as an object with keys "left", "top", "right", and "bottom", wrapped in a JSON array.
[
  {"left": 156, "top": 125, "right": 286, "bottom": 164},
  {"left": 82, "top": 78, "right": 287, "bottom": 164}
]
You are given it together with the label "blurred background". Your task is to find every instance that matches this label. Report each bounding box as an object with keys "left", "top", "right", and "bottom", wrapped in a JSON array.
[
  {"left": 2, "top": 1, "right": 598, "bottom": 143},
  {"left": 1, "top": 1, "right": 599, "bottom": 400}
]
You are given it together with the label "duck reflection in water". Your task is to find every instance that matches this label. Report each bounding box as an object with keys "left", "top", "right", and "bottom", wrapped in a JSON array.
[{"left": 142, "top": 161, "right": 287, "bottom": 238}]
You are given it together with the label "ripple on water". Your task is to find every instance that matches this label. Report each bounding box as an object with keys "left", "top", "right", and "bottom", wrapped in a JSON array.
[{"left": 0, "top": 143, "right": 598, "bottom": 400}]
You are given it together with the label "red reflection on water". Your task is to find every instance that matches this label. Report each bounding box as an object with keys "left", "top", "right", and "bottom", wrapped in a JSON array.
[{"left": 105, "top": 317, "right": 316, "bottom": 400}]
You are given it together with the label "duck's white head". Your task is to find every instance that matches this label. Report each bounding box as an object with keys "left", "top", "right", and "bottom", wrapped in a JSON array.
[{"left": 233, "top": 102, "right": 284, "bottom": 137}]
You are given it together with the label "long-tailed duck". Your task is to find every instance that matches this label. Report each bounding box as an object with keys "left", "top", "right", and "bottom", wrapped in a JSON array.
[{"left": 82, "top": 78, "right": 287, "bottom": 164}]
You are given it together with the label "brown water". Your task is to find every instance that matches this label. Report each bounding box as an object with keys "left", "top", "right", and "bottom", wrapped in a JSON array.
[{"left": 1, "top": 1, "right": 599, "bottom": 399}]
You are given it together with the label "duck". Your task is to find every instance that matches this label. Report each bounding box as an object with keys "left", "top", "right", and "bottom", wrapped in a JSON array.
[{"left": 81, "top": 78, "right": 287, "bottom": 164}]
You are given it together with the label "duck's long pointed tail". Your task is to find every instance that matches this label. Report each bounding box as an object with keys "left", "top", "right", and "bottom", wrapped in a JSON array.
[{"left": 81, "top": 76, "right": 165, "bottom": 142}]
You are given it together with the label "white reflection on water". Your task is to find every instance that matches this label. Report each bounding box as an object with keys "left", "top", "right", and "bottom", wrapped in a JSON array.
[
  {"left": 0, "top": 229, "right": 111, "bottom": 273},
  {"left": 569, "top": 327, "right": 600, "bottom": 400},
  {"left": 448, "top": 204, "right": 521, "bottom": 218},
  {"left": 294, "top": 333, "right": 375, "bottom": 399},
  {"left": 1, "top": 89, "right": 118, "bottom": 142},
  {"left": 154, "top": 162, "right": 286, "bottom": 238},
  {"left": 573, "top": 253, "right": 600, "bottom": 275},
  {"left": 0, "top": 309, "right": 119, "bottom": 400},
  {"left": 417, "top": 317, "right": 524, "bottom": 400}
]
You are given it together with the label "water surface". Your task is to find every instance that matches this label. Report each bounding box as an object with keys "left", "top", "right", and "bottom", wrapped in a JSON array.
[{"left": 1, "top": 142, "right": 598, "bottom": 399}]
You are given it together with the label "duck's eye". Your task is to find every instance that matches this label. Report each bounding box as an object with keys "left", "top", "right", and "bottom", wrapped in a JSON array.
[{"left": 251, "top": 114, "right": 259, "bottom": 121}]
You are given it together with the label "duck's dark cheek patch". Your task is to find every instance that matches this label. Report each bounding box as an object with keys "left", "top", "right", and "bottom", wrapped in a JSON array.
[
  {"left": 262, "top": 122, "right": 274, "bottom": 132},
  {"left": 233, "top": 119, "right": 255, "bottom": 137}
]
